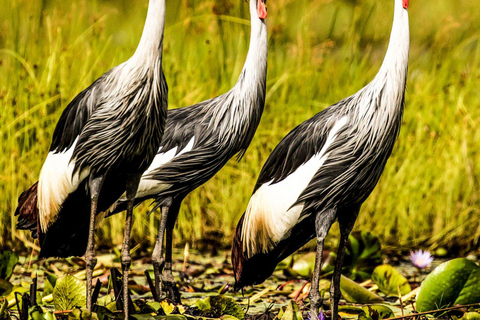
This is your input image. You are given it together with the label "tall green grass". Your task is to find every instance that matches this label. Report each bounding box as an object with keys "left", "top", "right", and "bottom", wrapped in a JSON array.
[{"left": 1, "top": 0, "right": 479, "bottom": 251}]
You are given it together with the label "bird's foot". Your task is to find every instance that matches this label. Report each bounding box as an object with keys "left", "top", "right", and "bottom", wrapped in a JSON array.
[{"left": 162, "top": 273, "right": 181, "bottom": 304}]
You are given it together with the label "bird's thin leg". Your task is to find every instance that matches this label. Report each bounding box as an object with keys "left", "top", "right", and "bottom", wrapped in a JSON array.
[
  {"left": 330, "top": 209, "right": 358, "bottom": 320},
  {"left": 121, "top": 174, "right": 141, "bottom": 319},
  {"left": 311, "top": 209, "right": 336, "bottom": 319},
  {"left": 152, "top": 205, "right": 169, "bottom": 301},
  {"left": 86, "top": 175, "right": 104, "bottom": 312},
  {"left": 310, "top": 239, "right": 325, "bottom": 320},
  {"left": 163, "top": 225, "right": 181, "bottom": 303}
]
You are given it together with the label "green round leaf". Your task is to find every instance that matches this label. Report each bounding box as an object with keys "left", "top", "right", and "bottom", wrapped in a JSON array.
[
  {"left": 371, "top": 265, "right": 411, "bottom": 297},
  {"left": 195, "top": 295, "right": 245, "bottom": 320},
  {"left": 358, "top": 305, "right": 394, "bottom": 320},
  {"left": 52, "top": 275, "right": 86, "bottom": 311},
  {"left": 416, "top": 258, "right": 480, "bottom": 312}
]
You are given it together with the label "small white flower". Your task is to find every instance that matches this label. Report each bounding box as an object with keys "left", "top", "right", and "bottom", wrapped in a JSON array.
[{"left": 409, "top": 249, "right": 433, "bottom": 269}]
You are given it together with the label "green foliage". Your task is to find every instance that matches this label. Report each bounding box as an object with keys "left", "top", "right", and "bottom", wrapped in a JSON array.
[
  {"left": 43, "top": 273, "right": 57, "bottom": 297},
  {"left": 323, "top": 231, "right": 383, "bottom": 280},
  {"left": 195, "top": 295, "right": 245, "bottom": 320},
  {"left": 371, "top": 265, "right": 411, "bottom": 297},
  {"left": 340, "top": 275, "right": 383, "bottom": 304},
  {"left": 52, "top": 275, "right": 86, "bottom": 311},
  {"left": 0, "top": 251, "right": 18, "bottom": 281},
  {"left": 463, "top": 312, "right": 480, "bottom": 320},
  {"left": 291, "top": 252, "right": 316, "bottom": 277},
  {"left": 67, "top": 308, "right": 98, "bottom": 320},
  {"left": 1, "top": 0, "right": 480, "bottom": 249},
  {"left": 0, "top": 280, "right": 13, "bottom": 297},
  {"left": 0, "top": 298, "right": 9, "bottom": 320},
  {"left": 358, "top": 305, "right": 394, "bottom": 320},
  {"left": 275, "top": 301, "right": 303, "bottom": 320},
  {"left": 416, "top": 258, "right": 480, "bottom": 312}
]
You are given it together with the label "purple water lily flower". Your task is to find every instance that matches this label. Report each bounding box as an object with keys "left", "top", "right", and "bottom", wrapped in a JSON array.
[
  {"left": 307, "top": 309, "right": 325, "bottom": 320},
  {"left": 410, "top": 249, "right": 433, "bottom": 269}
]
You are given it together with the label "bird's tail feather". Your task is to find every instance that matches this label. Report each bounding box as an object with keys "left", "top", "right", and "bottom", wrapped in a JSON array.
[
  {"left": 15, "top": 182, "right": 40, "bottom": 239},
  {"left": 14, "top": 181, "right": 90, "bottom": 257},
  {"left": 232, "top": 213, "right": 315, "bottom": 289},
  {"left": 38, "top": 181, "right": 92, "bottom": 258}
]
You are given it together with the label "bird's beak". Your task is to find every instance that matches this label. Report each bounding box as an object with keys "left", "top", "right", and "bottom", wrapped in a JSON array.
[
  {"left": 258, "top": 0, "right": 267, "bottom": 20},
  {"left": 402, "top": 0, "right": 409, "bottom": 9}
]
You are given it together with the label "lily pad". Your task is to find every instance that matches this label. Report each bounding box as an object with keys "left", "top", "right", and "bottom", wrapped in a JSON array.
[
  {"left": 67, "top": 308, "right": 98, "bottom": 320},
  {"left": 416, "top": 258, "right": 480, "bottom": 312},
  {"left": 195, "top": 295, "right": 245, "bottom": 320},
  {"left": 0, "top": 251, "right": 18, "bottom": 281},
  {"left": 339, "top": 305, "right": 365, "bottom": 318},
  {"left": 160, "top": 300, "right": 175, "bottom": 315},
  {"left": 340, "top": 276, "right": 383, "bottom": 304},
  {"left": 0, "top": 280, "right": 13, "bottom": 297},
  {"left": 29, "top": 305, "right": 47, "bottom": 320},
  {"left": 323, "top": 231, "right": 382, "bottom": 281},
  {"left": 463, "top": 312, "right": 480, "bottom": 320},
  {"left": 358, "top": 305, "right": 394, "bottom": 320},
  {"left": 52, "top": 275, "right": 86, "bottom": 311},
  {"left": 371, "top": 265, "right": 411, "bottom": 297}
]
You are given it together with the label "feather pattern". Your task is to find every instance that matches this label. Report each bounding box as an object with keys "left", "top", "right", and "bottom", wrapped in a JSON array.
[{"left": 233, "top": 0, "right": 409, "bottom": 287}]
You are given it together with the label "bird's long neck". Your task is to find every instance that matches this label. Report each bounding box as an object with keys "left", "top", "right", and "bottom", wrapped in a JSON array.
[
  {"left": 130, "top": 0, "right": 166, "bottom": 66},
  {"left": 376, "top": 0, "right": 409, "bottom": 84},
  {"left": 234, "top": 0, "right": 268, "bottom": 98}
]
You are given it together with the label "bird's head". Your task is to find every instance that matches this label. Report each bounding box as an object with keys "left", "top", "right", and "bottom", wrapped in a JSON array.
[
  {"left": 256, "top": 0, "right": 267, "bottom": 20},
  {"left": 402, "top": 0, "right": 409, "bottom": 9}
]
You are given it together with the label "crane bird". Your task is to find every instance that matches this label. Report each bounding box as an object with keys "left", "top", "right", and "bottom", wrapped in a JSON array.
[
  {"left": 106, "top": 0, "right": 268, "bottom": 302},
  {"left": 15, "top": 0, "right": 168, "bottom": 317},
  {"left": 232, "top": 0, "right": 409, "bottom": 318}
]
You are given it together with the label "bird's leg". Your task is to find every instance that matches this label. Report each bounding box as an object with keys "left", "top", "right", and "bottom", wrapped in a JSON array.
[
  {"left": 330, "top": 210, "right": 358, "bottom": 320},
  {"left": 152, "top": 205, "right": 169, "bottom": 301},
  {"left": 121, "top": 174, "right": 141, "bottom": 319},
  {"left": 86, "top": 175, "right": 104, "bottom": 312},
  {"left": 310, "top": 239, "right": 325, "bottom": 320},
  {"left": 311, "top": 209, "right": 336, "bottom": 319},
  {"left": 163, "top": 225, "right": 181, "bottom": 303}
]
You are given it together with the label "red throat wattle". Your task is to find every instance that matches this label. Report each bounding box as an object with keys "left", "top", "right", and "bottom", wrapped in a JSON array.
[
  {"left": 258, "top": 1, "right": 267, "bottom": 19},
  {"left": 403, "top": 0, "right": 409, "bottom": 9}
]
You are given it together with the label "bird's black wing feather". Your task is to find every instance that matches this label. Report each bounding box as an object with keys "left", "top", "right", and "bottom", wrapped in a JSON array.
[
  {"left": 148, "top": 96, "right": 243, "bottom": 202},
  {"left": 50, "top": 70, "right": 113, "bottom": 153},
  {"left": 252, "top": 102, "right": 348, "bottom": 194}
]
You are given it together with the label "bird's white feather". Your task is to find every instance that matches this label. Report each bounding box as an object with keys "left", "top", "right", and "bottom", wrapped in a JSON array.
[
  {"left": 242, "top": 116, "right": 349, "bottom": 257},
  {"left": 37, "top": 138, "right": 89, "bottom": 232},
  {"left": 130, "top": 137, "right": 196, "bottom": 199}
]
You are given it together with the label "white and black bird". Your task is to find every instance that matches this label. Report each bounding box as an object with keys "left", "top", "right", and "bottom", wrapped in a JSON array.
[
  {"left": 232, "top": 0, "right": 409, "bottom": 318},
  {"left": 106, "top": 0, "right": 268, "bottom": 303},
  {"left": 15, "top": 0, "right": 168, "bottom": 317}
]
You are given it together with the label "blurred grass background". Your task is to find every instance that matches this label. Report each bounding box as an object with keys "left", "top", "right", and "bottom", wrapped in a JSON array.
[{"left": 1, "top": 0, "right": 479, "bottom": 252}]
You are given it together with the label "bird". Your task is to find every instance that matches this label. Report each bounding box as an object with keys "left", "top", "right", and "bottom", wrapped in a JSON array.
[
  {"left": 231, "top": 0, "right": 409, "bottom": 319},
  {"left": 15, "top": 0, "right": 168, "bottom": 317},
  {"left": 105, "top": 0, "right": 268, "bottom": 303}
]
